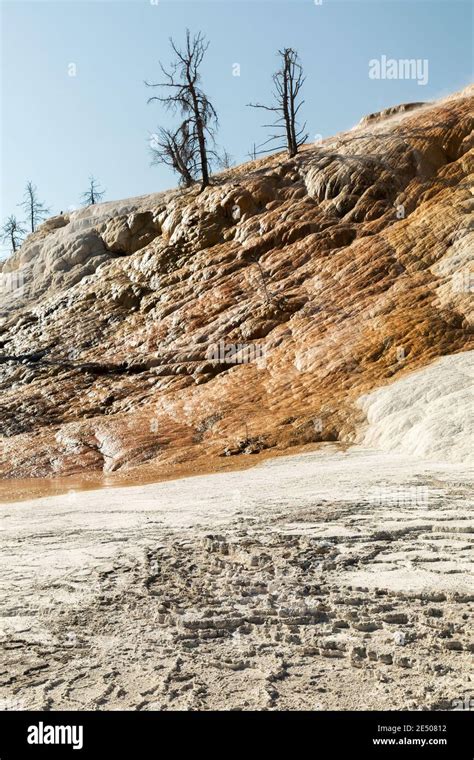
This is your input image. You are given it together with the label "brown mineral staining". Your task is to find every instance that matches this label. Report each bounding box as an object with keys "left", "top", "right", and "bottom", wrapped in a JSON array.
[{"left": 0, "top": 86, "right": 472, "bottom": 485}]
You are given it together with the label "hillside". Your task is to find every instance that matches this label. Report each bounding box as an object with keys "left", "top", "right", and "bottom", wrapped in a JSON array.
[{"left": 0, "top": 86, "right": 472, "bottom": 482}]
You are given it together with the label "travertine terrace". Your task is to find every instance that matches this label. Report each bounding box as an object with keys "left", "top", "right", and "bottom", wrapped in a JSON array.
[
  {"left": 0, "top": 87, "right": 472, "bottom": 481},
  {"left": 0, "top": 88, "right": 472, "bottom": 712}
]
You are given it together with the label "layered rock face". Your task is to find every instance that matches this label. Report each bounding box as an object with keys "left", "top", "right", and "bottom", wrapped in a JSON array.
[{"left": 0, "top": 87, "right": 472, "bottom": 481}]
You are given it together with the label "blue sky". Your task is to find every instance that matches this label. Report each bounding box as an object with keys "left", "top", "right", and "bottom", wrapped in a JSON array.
[{"left": 0, "top": 0, "right": 472, "bottom": 249}]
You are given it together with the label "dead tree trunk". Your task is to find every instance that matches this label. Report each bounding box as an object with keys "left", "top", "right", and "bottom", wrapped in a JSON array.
[{"left": 248, "top": 48, "right": 308, "bottom": 158}]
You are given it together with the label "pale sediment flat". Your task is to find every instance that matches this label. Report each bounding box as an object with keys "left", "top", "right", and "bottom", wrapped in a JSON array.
[{"left": 0, "top": 446, "right": 472, "bottom": 711}]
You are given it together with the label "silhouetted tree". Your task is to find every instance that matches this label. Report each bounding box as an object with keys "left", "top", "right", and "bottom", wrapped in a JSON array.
[
  {"left": 1, "top": 215, "right": 27, "bottom": 253},
  {"left": 81, "top": 176, "right": 106, "bottom": 206},
  {"left": 20, "top": 181, "right": 50, "bottom": 232},
  {"left": 248, "top": 48, "right": 308, "bottom": 158},
  {"left": 146, "top": 29, "right": 218, "bottom": 192},
  {"left": 247, "top": 143, "right": 258, "bottom": 161},
  {"left": 218, "top": 150, "right": 234, "bottom": 170},
  {"left": 150, "top": 122, "right": 197, "bottom": 188}
]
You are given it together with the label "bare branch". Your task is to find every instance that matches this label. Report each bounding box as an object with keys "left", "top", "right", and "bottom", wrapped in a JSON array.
[
  {"left": 248, "top": 47, "right": 307, "bottom": 158},
  {"left": 146, "top": 29, "right": 218, "bottom": 191},
  {"left": 1, "top": 214, "right": 27, "bottom": 253},
  {"left": 80, "top": 176, "right": 106, "bottom": 206},
  {"left": 150, "top": 123, "right": 197, "bottom": 188},
  {"left": 18, "top": 182, "right": 50, "bottom": 232}
]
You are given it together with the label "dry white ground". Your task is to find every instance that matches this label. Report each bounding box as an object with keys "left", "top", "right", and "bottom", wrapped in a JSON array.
[{"left": 0, "top": 445, "right": 472, "bottom": 711}]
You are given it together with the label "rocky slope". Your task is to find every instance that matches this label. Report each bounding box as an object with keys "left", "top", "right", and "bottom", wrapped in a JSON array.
[{"left": 1, "top": 87, "right": 472, "bottom": 482}]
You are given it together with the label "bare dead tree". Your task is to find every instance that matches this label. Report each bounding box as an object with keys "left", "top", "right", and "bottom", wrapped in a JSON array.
[
  {"left": 247, "top": 143, "right": 258, "bottom": 161},
  {"left": 1, "top": 215, "right": 27, "bottom": 253},
  {"left": 19, "top": 181, "right": 50, "bottom": 232},
  {"left": 150, "top": 122, "right": 197, "bottom": 188},
  {"left": 81, "top": 176, "right": 106, "bottom": 206},
  {"left": 217, "top": 150, "right": 234, "bottom": 170},
  {"left": 248, "top": 48, "right": 308, "bottom": 158},
  {"left": 145, "top": 29, "right": 218, "bottom": 192}
]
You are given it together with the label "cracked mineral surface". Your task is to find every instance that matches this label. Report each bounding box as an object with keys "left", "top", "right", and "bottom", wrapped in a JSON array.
[{"left": 0, "top": 448, "right": 472, "bottom": 711}]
